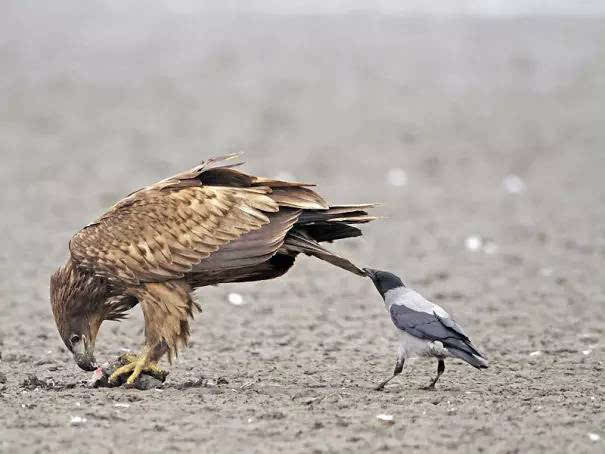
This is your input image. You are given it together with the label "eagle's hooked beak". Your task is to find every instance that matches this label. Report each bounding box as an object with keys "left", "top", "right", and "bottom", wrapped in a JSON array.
[{"left": 72, "top": 335, "right": 97, "bottom": 371}]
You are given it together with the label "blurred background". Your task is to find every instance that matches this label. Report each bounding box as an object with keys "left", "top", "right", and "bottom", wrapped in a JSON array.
[{"left": 1, "top": 1, "right": 604, "bottom": 453}]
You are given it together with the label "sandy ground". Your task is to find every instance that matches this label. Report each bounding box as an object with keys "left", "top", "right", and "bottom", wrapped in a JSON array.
[{"left": 1, "top": 8, "right": 605, "bottom": 453}]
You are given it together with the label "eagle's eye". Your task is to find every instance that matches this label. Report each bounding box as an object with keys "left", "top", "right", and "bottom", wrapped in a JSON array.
[{"left": 70, "top": 334, "right": 81, "bottom": 345}]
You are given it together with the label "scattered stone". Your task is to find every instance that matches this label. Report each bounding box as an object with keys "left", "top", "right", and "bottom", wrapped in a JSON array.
[
  {"left": 227, "top": 292, "right": 245, "bottom": 305},
  {"left": 386, "top": 168, "right": 408, "bottom": 187},
  {"left": 20, "top": 374, "right": 56, "bottom": 390},
  {"left": 0, "top": 372, "right": 6, "bottom": 384},
  {"left": 465, "top": 236, "right": 482, "bottom": 251},
  {"left": 376, "top": 414, "right": 394, "bottom": 424},
  {"left": 89, "top": 356, "right": 167, "bottom": 390},
  {"left": 69, "top": 415, "right": 87, "bottom": 426},
  {"left": 502, "top": 174, "right": 526, "bottom": 194},
  {"left": 529, "top": 351, "right": 542, "bottom": 357},
  {"left": 588, "top": 433, "right": 601, "bottom": 442}
]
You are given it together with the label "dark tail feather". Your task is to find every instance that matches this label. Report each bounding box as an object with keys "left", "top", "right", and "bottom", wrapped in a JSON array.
[
  {"left": 282, "top": 231, "right": 365, "bottom": 276},
  {"left": 280, "top": 203, "right": 377, "bottom": 276},
  {"left": 449, "top": 347, "right": 489, "bottom": 369},
  {"left": 297, "top": 204, "right": 377, "bottom": 225}
]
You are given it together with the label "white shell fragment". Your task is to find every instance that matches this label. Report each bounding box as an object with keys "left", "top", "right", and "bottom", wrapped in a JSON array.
[
  {"left": 465, "top": 236, "right": 483, "bottom": 251},
  {"left": 588, "top": 433, "right": 601, "bottom": 442},
  {"left": 69, "top": 416, "right": 87, "bottom": 426},
  {"left": 529, "top": 351, "right": 542, "bottom": 357},
  {"left": 502, "top": 174, "right": 526, "bottom": 194},
  {"left": 376, "top": 414, "right": 394, "bottom": 423},
  {"left": 386, "top": 168, "right": 408, "bottom": 187},
  {"left": 582, "top": 349, "right": 592, "bottom": 356},
  {"left": 227, "top": 292, "right": 245, "bottom": 306},
  {"left": 114, "top": 403, "right": 130, "bottom": 408}
]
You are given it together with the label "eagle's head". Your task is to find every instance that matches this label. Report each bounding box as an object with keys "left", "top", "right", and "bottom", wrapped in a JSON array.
[{"left": 50, "top": 260, "right": 107, "bottom": 371}]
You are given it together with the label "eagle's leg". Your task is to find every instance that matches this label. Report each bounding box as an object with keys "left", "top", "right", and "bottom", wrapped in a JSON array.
[{"left": 109, "top": 343, "right": 168, "bottom": 385}]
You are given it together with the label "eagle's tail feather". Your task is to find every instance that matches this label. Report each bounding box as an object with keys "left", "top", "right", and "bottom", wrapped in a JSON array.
[{"left": 281, "top": 205, "right": 377, "bottom": 276}]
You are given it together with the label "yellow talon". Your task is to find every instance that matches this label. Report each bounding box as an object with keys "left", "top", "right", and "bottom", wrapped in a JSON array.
[{"left": 108, "top": 349, "right": 167, "bottom": 385}]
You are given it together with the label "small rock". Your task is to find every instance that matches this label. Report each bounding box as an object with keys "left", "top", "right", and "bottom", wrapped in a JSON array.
[
  {"left": 465, "top": 236, "right": 482, "bottom": 251},
  {"left": 21, "top": 374, "right": 55, "bottom": 390},
  {"left": 588, "top": 433, "right": 600, "bottom": 442},
  {"left": 529, "top": 351, "right": 542, "bottom": 357},
  {"left": 386, "top": 168, "right": 408, "bottom": 187},
  {"left": 227, "top": 293, "right": 245, "bottom": 305},
  {"left": 502, "top": 174, "right": 526, "bottom": 194},
  {"left": 376, "top": 414, "right": 394, "bottom": 424},
  {"left": 177, "top": 376, "right": 208, "bottom": 389},
  {"left": 582, "top": 349, "right": 592, "bottom": 356},
  {"left": 88, "top": 357, "right": 167, "bottom": 390},
  {"left": 69, "top": 415, "right": 87, "bottom": 426},
  {"left": 0, "top": 372, "right": 6, "bottom": 384}
]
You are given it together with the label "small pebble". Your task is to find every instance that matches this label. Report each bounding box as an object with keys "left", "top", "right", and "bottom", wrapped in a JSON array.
[
  {"left": 503, "top": 174, "right": 526, "bottom": 194},
  {"left": 386, "top": 168, "right": 408, "bottom": 187},
  {"left": 228, "top": 293, "right": 245, "bottom": 306},
  {"left": 376, "top": 414, "right": 394, "bottom": 423},
  {"left": 588, "top": 433, "right": 600, "bottom": 442},
  {"left": 529, "top": 351, "right": 542, "bottom": 357},
  {"left": 465, "top": 236, "right": 482, "bottom": 251},
  {"left": 582, "top": 350, "right": 592, "bottom": 355},
  {"left": 70, "top": 416, "right": 87, "bottom": 426}
]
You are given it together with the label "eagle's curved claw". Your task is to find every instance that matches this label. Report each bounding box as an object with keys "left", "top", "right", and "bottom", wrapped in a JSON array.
[{"left": 108, "top": 351, "right": 167, "bottom": 385}]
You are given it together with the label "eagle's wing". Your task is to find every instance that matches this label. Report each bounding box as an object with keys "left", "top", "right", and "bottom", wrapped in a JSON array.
[{"left": 69, "top": 155, "right": 325, "bottom": 286}]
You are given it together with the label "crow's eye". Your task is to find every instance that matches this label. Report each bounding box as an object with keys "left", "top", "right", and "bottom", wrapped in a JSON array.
[{"left": 70, "top": 334, "right": 81, "bottom": 345}]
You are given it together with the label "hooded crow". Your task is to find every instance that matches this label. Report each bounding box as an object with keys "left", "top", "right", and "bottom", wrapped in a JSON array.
[{"left": 364, "top": 268, "right": 488, "bottom": 390}]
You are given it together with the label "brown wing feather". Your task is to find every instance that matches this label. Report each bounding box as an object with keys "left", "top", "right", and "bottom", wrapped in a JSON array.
[
  {"left": 68, "top": 155, "right": 333, "bottom": 286},
  {"left": 70, "top": 185, "right": 280, "bottom": 285},
  {"left": 192, "top": 208, "right": 301, "bottom": 272}
]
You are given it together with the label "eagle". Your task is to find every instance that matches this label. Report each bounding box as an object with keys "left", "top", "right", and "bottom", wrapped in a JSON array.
[{"left": 50, "top": 154, "right": 376, "bottom": 384}]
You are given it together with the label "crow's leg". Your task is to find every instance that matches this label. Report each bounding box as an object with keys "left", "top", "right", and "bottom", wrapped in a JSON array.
[
  {"left": 375, "top": 346, "right": 406, "bottom": 391},
  {"left": 423, "top": 359, "right": 445, "bottom": 390}
]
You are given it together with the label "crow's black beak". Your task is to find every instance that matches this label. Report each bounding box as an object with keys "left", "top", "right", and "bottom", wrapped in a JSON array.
[{"left": 363, "top": 268, "right": 377, "bottom": 279}]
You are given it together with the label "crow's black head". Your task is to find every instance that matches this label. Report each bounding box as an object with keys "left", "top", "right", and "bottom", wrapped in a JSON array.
[{"left": 363, "top": 268, "right": 405, "bottom": 298}]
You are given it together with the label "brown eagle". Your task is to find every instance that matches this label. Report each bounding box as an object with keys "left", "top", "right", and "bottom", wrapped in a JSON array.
[{"left": 50, "top": 154, "right": 376, "bottom": 384}]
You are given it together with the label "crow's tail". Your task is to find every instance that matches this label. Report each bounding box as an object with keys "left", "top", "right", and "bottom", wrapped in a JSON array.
[{"left": 449, "top": 347, "right": 489, "bottom": 369}]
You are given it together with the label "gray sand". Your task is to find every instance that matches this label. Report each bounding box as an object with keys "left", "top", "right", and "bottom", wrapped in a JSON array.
[{"left": 1, "top": 9, "right": 604, "bottom": 454}]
